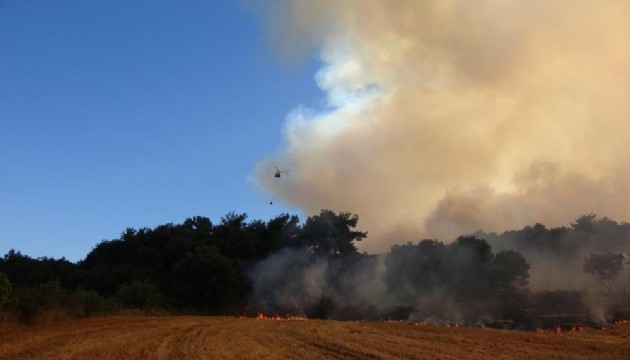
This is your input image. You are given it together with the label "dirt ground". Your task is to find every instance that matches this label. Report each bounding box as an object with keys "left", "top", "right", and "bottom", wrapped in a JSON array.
[{"left": 0, "top": 315, "right": 628, "bottom": 359}]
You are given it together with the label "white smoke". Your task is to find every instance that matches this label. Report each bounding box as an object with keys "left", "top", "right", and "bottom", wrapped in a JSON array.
[{"left": 254, "top": 0, "right": 630, "bottom": 252}]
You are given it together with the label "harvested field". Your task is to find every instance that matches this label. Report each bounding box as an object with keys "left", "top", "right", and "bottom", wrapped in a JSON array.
[{"left": 0, "top": 315, "right": 628, "bottom": 359}]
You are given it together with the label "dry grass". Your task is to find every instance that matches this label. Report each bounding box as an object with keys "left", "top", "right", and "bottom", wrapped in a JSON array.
[{"left": 0, "top": 315, "right": 628, "bottom": 359}]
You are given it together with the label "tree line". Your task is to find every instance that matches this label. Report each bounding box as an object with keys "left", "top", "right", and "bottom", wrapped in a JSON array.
[
  {"left": 0, "top": 210, "right": 366, "bottom": 321},
  {"left": 0, "top": 210, "right": 628, "bottom": 326}
]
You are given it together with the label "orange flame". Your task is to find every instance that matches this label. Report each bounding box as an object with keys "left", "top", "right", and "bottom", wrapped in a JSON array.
[
  {"left": 413, "top": 317, "right": 432, "bottom": 326},
  {"left": 254, "top": 313, "right": 307, "bottom": 321},
  {"left": 569, "top": 325, "right": 585, "bottom": 332}
]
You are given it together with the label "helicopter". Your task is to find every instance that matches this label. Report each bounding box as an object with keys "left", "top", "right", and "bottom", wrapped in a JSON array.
[
  {"left": 274, "top": 166, "right": 290, "bottom": 178},
  {"left": 270, "top": 167, "right": 290, "bottom": 205}
]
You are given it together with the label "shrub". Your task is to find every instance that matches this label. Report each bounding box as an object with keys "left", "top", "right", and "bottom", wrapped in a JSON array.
[{"left": 115, "top": 279, "right": 165, "bottom": 310}]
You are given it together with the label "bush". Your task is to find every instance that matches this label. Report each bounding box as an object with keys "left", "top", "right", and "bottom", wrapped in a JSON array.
[
  {"left": 64, "top": 288, "right": 107, "bottom": 316},
  {"left": 0, "top": 273, "right": 11, "bottom": 307},
  {"left": 83, "top": 289, "right": 107, "bottom": 315},
  {"left": 8, "top": 280, "right": 67, "bottom": 323},
  {"left": 115, "top": 279, "right": 165, "bottom": 310}
]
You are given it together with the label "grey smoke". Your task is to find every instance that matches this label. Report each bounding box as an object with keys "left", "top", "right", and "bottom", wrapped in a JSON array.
[{"left": 253, "top": 0, "right": 630, "bottom": 253}]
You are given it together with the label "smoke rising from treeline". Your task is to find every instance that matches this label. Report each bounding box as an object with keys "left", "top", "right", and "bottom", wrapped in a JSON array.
[
  {"left": 247, "top": 213, "right": 630, "bottom": 326},
  {"left": 481, "top": 214, "right": 630, "bottom": 292},
  {"left": 2, "top": 209, "right": 628, "bottom": 326},
  {"left": 254, "top": 0, "right": 630, "bottom": 253}
]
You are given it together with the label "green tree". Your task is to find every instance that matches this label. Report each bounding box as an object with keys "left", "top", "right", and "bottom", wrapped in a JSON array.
[
  {"left": 170, "top": 246, "right": 242, "bottom": 313},
  {"left": 115, "top": 279, "right": 165, "bottom": 310},
  {"left": 64, "top": 288, "right": 106, "bottom": 316},
  {"left": 384, "top": 240, "right": 447, "bottom": 303},
  {"left": 583, "top": 252, "right": 624, "bottom": 294},
  {"left": 490, "top": 250, "right": 530, "bottom": 292},
  {"left": 299, "top": 210, "right": 367, "bottom": 258},
  {"left": 12, "top": 280, "right": 66, "bottom": 323},
  {"left": 265, "top": 213, "right": 300, "bottom": 252},
  {"left": 0, "top": 272, "right": 11, "bottom": 307},
  {"left": 212, "top": 212, "right": 250, "bottom": 259},
  {"left": 0, "top": 250, "right": 80, "bottom": 289},
  {"left": 445, "top": 236, "right": 494, "bottom": 302}
]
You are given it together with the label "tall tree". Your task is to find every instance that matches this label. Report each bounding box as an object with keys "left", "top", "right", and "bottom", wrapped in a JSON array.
[
  {"left": 299, "top": 210, "right": 367, "bottom": 258},
  {"left": 583, "top": 252, "right": 624, "bottom": 294},
  {"left": 490, "top": 250, "right": 530, "bottom": 293},
  {"left": 169, "top": 246, "right": 242, "bottom": 313},
  {"left": 445, "top": 236, "right": 495, "bottom": 302}
]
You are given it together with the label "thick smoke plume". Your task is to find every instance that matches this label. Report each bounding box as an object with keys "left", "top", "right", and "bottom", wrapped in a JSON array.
[{"left": 254, "top": 0, "right": 630, "bottom": 252}]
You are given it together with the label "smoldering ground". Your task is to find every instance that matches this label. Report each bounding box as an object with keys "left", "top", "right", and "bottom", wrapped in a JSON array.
[{"left": 252, "top": 0, "right": 630, "bottom": 254}]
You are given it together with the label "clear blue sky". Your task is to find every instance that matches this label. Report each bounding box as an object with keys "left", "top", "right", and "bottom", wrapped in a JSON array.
[{"left": 0, "top": 0, "right": 320, "bottom": 262}]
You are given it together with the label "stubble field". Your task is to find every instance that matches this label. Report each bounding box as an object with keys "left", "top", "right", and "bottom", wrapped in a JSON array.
[{"left": 0, "top": 315, "right": 628, "bottom": 359}]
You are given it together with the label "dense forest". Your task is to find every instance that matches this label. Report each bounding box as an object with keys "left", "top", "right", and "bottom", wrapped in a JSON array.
[{"left": 1, "top": 210, "right": 629, "bottom": 329}]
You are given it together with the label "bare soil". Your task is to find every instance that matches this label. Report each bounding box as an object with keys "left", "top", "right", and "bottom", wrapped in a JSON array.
[{"left": 0, "top": 315, "right": 628, "bottom": 359}]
